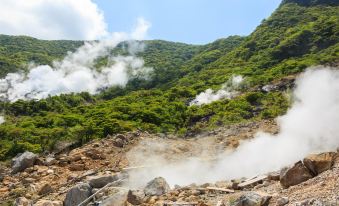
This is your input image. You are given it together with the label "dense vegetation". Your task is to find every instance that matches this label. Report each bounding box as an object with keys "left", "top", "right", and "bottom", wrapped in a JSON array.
[{"left": 0, "top": 0, "right": 338, "bottom": 159}]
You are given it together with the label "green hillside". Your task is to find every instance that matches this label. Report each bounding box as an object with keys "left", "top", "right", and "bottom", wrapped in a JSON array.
[{"left": 0, "top": 0, "right": 338, "bottom": 159}]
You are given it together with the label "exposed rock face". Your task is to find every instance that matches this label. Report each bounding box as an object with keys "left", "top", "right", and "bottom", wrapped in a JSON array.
[
  {"left": 11, "top": 151, "right": 38, "bottom": 174},
  {"left": 303, "top": 152, "right": 336, "bottom": 175},
  {"left": 144, "top": 177, "right": 170, "bottom": 196},
  {"left": 88, "top": 174, "right": 119, "bottom": 188},
  {"left": 64, "top": 183, "right": 92, "bottom": 206},
  {"left": 280, "top": 161, "right": 313, "bottom": 188},
  {"left": 231, "top": 192, "right": 271, "bottom": 206},
  {"left": 127, "top": 190, "right": 145, "bottom": 205}
]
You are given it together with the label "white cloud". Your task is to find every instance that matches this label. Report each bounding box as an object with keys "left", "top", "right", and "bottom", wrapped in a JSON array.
[{"left": 0, "top": 0, "right": 107, "bottom": 40}]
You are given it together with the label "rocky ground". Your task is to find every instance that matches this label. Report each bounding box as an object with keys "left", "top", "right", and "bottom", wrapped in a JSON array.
[{"left": 0, "top": 119, "right": 338, "bottom": 206}]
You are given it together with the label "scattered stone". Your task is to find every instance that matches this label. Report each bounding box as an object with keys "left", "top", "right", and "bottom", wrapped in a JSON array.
[
  {"left": 44, "top": 156, "right": 57, "bottom": 166},
  {"left": 144, "top": 177, "right": 170, "bottom": 196},
  {"left": 38, "top": 183, "right": 53, "bottom": 195},
  {"left": 127, "top": 190, "right": 145, "bottom": 205},
  {"left": 35, "top": 157, "right": 45, "bottom": 166},
  {"left": 64, "top": 183, "right": 92, "bottom": 206},
  {"left": 69, "top": 163, "right": 85, "bottom": 171},
  {"left": 238, "top": 175, "right": 268, "bottom": 189},
  {"left": 46, "top": 169, "right": 54, "bottom": 174},
  {"left": 11, "top": 151, "right": 38, "bottom": 174},
  {"left": 53, "top": 141, "right": 76, "bottom": 154},
  {"left": 35, "top": 200, "right": 63, "bottom": 206},
  {"left": 100, "top": 191, "right": 128, "bottom": 206},
  {"left": 303, "top": 152, "right": 336, "bottom": 175},
  {"left": 113, "top": 138, "right": 125, "bottom": 148},
  {"left": 267, "top": 172, "right": 280, "bottom": 181},
  {"left": 14, "top": 197, "right": 31, "bottom": 206},
  {"left": 231, "top": 192, "right": 271, "bottom": 206},
  {"left": 88, "top": 174, "right": 119, "bottom": 188},
  {"left": 84, "top": 148, "right": 105, "bottom": 160},
  {"left": 280, "top": 161, "right": 313, "bottom": 188},
  {"left": 276, "top": 197, "right": 289, "bottom": 206},
  {"left": 22, "top": 177, "right": 35, "bottom": 184},
  {"left": 68, "top": 154, "right": 82, "bottom": 162}
]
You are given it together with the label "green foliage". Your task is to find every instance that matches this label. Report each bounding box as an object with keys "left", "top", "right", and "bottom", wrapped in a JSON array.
[{"left": 0, "top": 34, "right": 83, "bottom": 77}]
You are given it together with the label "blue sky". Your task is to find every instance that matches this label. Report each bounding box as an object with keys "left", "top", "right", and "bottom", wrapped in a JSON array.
[{"left": 93, "top": 0, "right": 282, "bottom": 44}]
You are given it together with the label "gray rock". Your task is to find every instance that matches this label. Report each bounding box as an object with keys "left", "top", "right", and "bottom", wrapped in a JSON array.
[
  {"left": 88, "top": 174, "right": 119, "bottom": 188},
  {"left": 64, "top": 183, "right": 92, "bottom": 206},
  {"left": 127, "top": 190, "right": 145, "bottom": 205},
  {"left": 11, "top": 151, "right": 38, "bottom": 174},
  {"left": 144, "top": 177, "right": 170, "bottom": 196},
  {"left": 231, "top": 192, "right": 271, "bottom": 206},
  {"left": 280, "top": 161, "right": 313, "bottom": 188},
  {"left": 276, "top": 197, "right": 289, "bottom": 206}
]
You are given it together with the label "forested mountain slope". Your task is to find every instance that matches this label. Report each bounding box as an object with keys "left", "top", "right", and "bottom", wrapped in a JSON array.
[{"left": 0, "top": 0, "right": 338, "bottom": 159}]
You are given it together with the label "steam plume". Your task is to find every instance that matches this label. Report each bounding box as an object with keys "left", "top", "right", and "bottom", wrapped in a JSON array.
[
  {"left": 190, "top": 75, "right": 244, "bottom": 106},
  {"left": 0, "top": 18, "right": 152, "bottom": 102},
  {"left": 127, "top": 67, "right": 339, "bottom": 188},
  {"left": 0, "top": 116, "right": 4, "bottom": 125}
]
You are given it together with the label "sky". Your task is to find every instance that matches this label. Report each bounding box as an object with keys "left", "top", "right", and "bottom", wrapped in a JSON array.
[
  {"left": 93, "top": 0, "right": 282, "bottom": 44},
  {"left": 0, "top": 0, "right": 282, "bottom": 45}
]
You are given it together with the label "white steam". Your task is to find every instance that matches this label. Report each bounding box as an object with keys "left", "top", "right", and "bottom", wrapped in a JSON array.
[
  {"left": 0, "top": 18, "right": 152, "bottom": 102},
  {"left": 190, "top": 75, "right": 244, "bottom": 106},
  {"left": 127, "top": 67, "right": 339, "bottom": 188},
  {"left": 0, "top": 116, "right": 5, "bottom": 125}
]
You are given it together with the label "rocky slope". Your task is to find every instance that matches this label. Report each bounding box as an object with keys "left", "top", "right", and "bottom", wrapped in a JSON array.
[{"left": 1, "top": 119, "right": 338, "bottom": 206}]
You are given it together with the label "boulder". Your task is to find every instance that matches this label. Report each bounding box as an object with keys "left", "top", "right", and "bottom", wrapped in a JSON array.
[
  {"left": 14, "top": 197, "right": 32, "bottom": 206},
  {"left": 303, "top": 152, "right": 336, "bottom": 175},
  {"left": 144, "top": 177, "right": 170, "bottom": 196},
  {"left": 127, "top": 190, "right": 145, "bottom": 205},
  {"left": 11, "top": 152, "right": 38, "bottom": 174},
  {"left": 231, "top": 192, "right": 271, "bottom": 206},
  {"left": 280, "top": 161, "right": 313, "bottom": 188},
  {"left": 64, "top": 183, "right": 92, "bottom": 206},
  {"left": 88, "top": 174, "right": 119, "bottom": 188}
]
